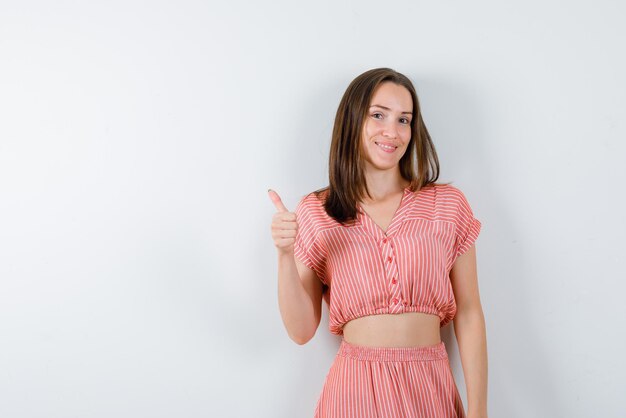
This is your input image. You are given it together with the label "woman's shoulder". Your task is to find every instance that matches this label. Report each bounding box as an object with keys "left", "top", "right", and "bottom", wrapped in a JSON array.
[
  {"left": 298, "top": 186, "right": 329, "bottom": 205},
  {"left": 411, "top": 182, "right": 476, "bottom": 217},
  {"left": 295, "top": 186, "right": 329, "bottom": 216},
  {"left": 426, "top": 181, "right": 468, "bottom": 199},
  {"left": 295, "top": 186, "right": 338, "bottom": 237},
  {"left": 429, "top": 182, "right": 478, "bottom": 218}
]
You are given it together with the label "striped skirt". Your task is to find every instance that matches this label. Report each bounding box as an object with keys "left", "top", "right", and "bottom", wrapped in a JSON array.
[{"left": 314, "top": 339, "right": 466, "bottom": 418}]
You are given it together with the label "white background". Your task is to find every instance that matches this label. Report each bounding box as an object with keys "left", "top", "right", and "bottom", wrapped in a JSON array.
[{"left": 1, "top": 1, "right": 624, "bottom": 417}]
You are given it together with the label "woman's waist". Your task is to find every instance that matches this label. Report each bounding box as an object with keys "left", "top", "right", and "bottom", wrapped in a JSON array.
[{"left": 341, "top": 311, "right": 442, "bottom": 348}]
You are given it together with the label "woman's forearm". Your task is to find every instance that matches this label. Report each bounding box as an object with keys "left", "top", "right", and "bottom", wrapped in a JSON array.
[
  {"left": 277, "top": 250, "right": 318, "bottom": 344},
  {"left": 453, "top": 308, "right": 488, "bottom": 417}
]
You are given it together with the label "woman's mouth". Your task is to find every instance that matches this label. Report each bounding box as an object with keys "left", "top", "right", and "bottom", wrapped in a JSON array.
[{"left": 375, "top": 142, "right": 398, "bottom": 153}]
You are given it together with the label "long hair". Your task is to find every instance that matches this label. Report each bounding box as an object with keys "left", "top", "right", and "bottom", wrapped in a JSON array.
[{"left": 314, "top": 67, "right": 442, "bottom": 224}]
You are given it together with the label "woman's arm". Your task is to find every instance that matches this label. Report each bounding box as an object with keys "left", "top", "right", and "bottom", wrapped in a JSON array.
[
  {"left": 277, "top": 251, "right": 324, "bottom": 345},
  {"left": 269, "top": 189, "right": 324, "bottom": 345},
  {"left": 450, "top": 244, "right": 488, "bottom": 418}
]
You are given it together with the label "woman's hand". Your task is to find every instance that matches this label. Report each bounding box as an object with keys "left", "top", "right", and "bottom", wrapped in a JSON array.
[{"left": 268, "top": 189, "right": 298, "bottom": 254}]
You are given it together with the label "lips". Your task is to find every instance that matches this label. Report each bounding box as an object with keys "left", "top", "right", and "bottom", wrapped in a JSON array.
[{"left": 375, "top": 141, "right": 398, "bottom": 153}]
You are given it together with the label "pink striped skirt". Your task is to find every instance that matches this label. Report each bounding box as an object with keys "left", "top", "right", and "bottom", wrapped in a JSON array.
[{"left": 314, "top": 339, "right": 466, "bottom": 418}]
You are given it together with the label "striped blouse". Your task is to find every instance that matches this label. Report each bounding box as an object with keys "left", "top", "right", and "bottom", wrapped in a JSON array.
[{"left": 293, "top": 183, "right": 481, "bottom": 336}]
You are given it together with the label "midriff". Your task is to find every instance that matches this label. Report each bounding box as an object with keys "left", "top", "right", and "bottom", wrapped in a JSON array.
[{"left": 341, "top": 312, "right": 441, "bottom": 348}]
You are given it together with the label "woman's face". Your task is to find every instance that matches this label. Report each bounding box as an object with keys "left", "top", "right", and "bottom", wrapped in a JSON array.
[{"left": 360, "top": 81, "right": 413, "bottom": 173}]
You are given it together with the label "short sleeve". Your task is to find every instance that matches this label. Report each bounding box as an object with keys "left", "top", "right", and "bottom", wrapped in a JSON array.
[
  {"left": 293, "top": 195, "right": 327, "bottom": 284},
  {"left": 453, "top": 188, "right": 482, "bottom": 259}
]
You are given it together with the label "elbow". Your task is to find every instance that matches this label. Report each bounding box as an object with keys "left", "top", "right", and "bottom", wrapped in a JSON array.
[
  {"left": 288, "top": 328, "right": 316, "bottom": 345},
  {"left": 453, "top": 305, "right": 486, "bottom": 329},
  {"left": 291, "top": 335, "right": 311, "bottom": 345},
  {"left": 282, "top": 310, "right": 321, "bottom": 345}
]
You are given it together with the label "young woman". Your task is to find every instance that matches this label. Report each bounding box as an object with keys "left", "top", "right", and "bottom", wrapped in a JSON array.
[{"left": 268, "top": 68, "right": 488, "bottom": 418}]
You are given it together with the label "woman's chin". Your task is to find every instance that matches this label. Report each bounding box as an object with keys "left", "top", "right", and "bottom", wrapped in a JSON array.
[{"left": 371, "top": 161, "right": 400, "bottom": 171}]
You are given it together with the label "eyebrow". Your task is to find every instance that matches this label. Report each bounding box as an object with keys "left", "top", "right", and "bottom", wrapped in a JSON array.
[{"left": 370, "top": 104, "right": 413, "bottom": 115}]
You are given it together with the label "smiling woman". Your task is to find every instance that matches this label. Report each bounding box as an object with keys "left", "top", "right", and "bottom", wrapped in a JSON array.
[
  {"left": 361, "top": 82, "right": 413, "bottom": 172},
  {"left": 268, "top": 68, "right": 488, "bottom": 418}
]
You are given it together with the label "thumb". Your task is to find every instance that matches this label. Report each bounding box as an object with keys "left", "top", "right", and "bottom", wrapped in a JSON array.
[{"left": 267, "top": 189, "right": 289, "bottom": 213}]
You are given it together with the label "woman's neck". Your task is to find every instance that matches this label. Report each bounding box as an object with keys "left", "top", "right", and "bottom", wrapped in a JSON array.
[{"left": 362, "top": 171, "right": 409, "bottom": 203}]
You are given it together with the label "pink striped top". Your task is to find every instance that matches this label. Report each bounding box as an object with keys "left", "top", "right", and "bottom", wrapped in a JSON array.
[{"left": 293, "top": 183, "right": 481, "bottom": 336}]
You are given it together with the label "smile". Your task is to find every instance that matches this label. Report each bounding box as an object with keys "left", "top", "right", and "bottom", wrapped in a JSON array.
[{"left": 375, "top": 142, "right": 398, "bottom": 153}]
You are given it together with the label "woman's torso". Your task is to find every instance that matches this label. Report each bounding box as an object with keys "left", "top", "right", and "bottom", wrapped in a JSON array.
[
  {"left": 293, "top": 183, "right": 478, "bottom": 345},
  {"left": 344, "top": 187, "right": 441, "bottom": 348}
]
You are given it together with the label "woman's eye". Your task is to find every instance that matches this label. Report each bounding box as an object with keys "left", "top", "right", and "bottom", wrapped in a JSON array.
[
  {"left": 400, "top": 118, "right": 410, "bottom": 124},
  {"left": 372, "top": 113, "right": 383, "bottom": 119}
]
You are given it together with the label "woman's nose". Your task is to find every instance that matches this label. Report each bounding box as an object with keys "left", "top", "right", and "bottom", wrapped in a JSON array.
[{"left": 381, "top": 121, "right": 398, "bottom": 138}]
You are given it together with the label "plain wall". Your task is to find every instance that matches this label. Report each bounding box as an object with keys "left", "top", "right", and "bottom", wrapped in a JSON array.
[{"left": 1, "top": 1, "right": 624, "bottom": 417}]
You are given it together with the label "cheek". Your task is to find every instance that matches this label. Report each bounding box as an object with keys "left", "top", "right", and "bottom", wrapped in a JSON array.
[
  {"left": 401, "top": 126, "right": 412, "bottom": 141},
  {"left": 363, "top": 121, "right": 378, "bottom": 137}
]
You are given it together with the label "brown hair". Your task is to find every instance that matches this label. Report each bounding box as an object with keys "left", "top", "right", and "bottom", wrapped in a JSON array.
[{"left": 313, "top": 67, "right": 444, "bottom": 223}]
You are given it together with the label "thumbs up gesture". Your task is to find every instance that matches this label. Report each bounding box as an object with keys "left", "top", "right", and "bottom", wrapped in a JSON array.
[{"left": 268, "top": 189, "right": 298, "bottom": 254}]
